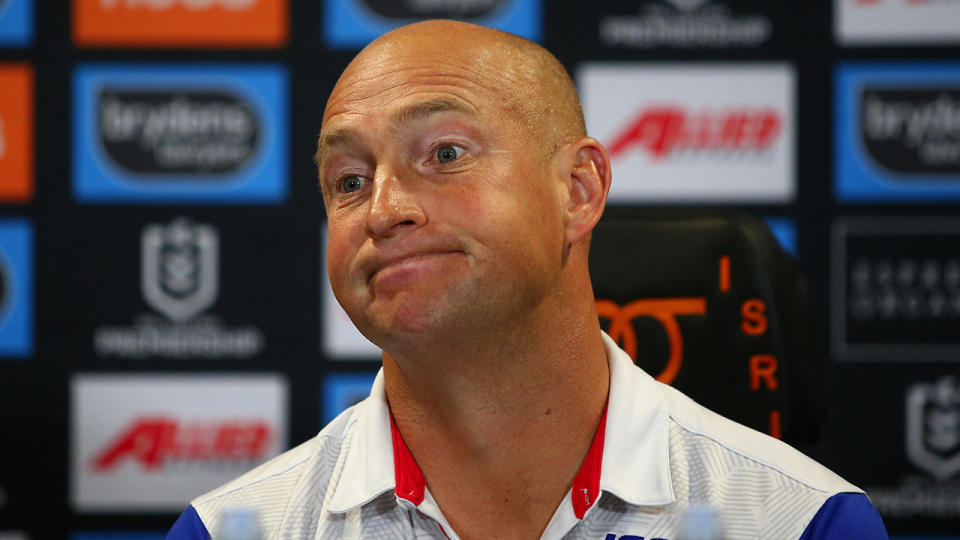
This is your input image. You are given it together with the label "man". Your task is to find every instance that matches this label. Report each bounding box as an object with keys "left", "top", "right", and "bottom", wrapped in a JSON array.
[{"left": 168, "top": 20, "right": 887, "bottom": 539}]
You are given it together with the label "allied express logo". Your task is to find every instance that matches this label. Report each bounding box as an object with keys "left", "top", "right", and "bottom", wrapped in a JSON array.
[
  {"left": 358, "top": 0, "right": 507, "bottom": 18},
  {"left": 860, "top": 87, "right": 960, "bottom": 174},
  {"left": 91, "top": 417, "right": 273, "bottom": 471},
  {"left": 608, "top": 106, "right": 781, "bottom": 160},
  {"left": 98, "top": 89, "right": 259, "bottom": 176},
  {"left": 72, "top": 0, "right": 288, "bottom": 48}
]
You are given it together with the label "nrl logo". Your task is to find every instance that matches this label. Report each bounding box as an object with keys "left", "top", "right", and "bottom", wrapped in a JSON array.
[
  {"left": 906, "top": 375, "right": 960, "bottom": 482},
  {"left": 141, "top": 217, "right": 219, "bottom": 322}
]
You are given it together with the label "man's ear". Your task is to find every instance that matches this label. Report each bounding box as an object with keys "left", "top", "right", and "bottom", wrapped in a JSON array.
[{"left": 562, "top": 137, "right": 612, "bottom": 246}]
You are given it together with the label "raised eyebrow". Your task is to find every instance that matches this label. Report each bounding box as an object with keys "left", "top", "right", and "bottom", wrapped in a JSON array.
[
  {"left": 391, "top": 97, "right": 478, "bottom": 126},
  {"left": 314, "top": 98, "right": 477, "bottom": 170},
  {"left": 314, "top": 128, "right": 365, "bottom": 172}
]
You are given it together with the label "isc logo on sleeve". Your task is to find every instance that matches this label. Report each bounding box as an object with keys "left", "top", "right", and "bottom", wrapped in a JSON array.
[
  {"left": 72, "top": 63, "right": 289, "bottom": 204},
  {"left": 72, "top": 0, "right": 288, "bottom": 48}
]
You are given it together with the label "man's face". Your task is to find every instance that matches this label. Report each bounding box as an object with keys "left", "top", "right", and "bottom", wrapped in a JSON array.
[{"left": 317, "top": 46, "right": 567, "bottom": 348}]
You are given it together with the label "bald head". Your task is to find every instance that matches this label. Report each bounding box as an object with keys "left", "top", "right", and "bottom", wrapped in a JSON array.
[{"left": 320, "top": 20, "right": 585, "bottom": 159}]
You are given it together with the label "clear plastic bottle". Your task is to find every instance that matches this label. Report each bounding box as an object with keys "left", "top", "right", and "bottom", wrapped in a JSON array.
[
  {"left": 677, "top": 504, "right": 725, "bottom": 540},
  {"left": 218, "top": 507, "right": 262, "bottom": 540}
]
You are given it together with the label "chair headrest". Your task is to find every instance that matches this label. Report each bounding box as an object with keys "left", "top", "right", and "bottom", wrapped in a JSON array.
[{"left": 590, "top": 210, "right": 823, "bottom": 445}]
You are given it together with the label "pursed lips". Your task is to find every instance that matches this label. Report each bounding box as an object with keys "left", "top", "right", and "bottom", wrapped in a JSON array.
[{"left": 367, "top": 249, "right": 465, "bottom": 284}]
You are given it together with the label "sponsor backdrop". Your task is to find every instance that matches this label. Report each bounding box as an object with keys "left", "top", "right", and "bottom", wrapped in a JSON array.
[{"left": 0, "top": 0, "right": 957, "bottom": 536}]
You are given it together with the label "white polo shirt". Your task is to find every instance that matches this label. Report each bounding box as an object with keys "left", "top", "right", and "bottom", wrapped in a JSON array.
[{"left": 167, "top": 333, "right": 886, "bottom": 539}]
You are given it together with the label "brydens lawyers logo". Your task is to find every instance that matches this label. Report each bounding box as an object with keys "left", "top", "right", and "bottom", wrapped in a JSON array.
[
  {"left": 861, "top": 88, "right": 960, "bottom": 175},
  {"left": 98, "top": 89, "right": 259, "bottom": 175},
  {"left": 72, "top": 0, "right": 288, "bottom": 48},
  {"left": 71, "top": 374, "right": 287, "bottom": 511},
  {"left": 323, "top": 0, "right": 541, "bottom": 49},
  {"left": 580, "top": 63, "right": 794, "bottom": 203},
  {"left": 836, "top": 63, "right": 960, "bottom": 202},
  {"left": 94, "top": 217, "right": 264, "bottom": 359},
  {"left": 73, "top": 63, "right": 288, "bottom": 203},
  {"left": 907, "top": 375, "right": 960, "bottom": 482},
  {"left": 598, "top": 0, "right": 773, "bottom": 49}
]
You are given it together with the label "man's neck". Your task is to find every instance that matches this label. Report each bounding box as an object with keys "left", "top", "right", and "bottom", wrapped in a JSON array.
[{"left": 382, "top": 304, "right": 610, "bottom": 540}]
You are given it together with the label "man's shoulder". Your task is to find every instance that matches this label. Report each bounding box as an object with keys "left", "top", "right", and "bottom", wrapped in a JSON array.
[
  {"left": 188, "top": 405, "right": 360, "bottom": 534},
  {"left": 653, "top": 380, "right": 881, "bottom": 538},
  {"left": 656, "top": 380, "right": 859, "bottom": 497}
]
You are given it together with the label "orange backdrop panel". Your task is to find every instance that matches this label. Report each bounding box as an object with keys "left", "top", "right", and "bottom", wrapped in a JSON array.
[
  {"left": 0, "top": 64, "right": 34, "bottom": 203},
  {"left": 73, "top": 0, "right": 288, "bottom": 48}
]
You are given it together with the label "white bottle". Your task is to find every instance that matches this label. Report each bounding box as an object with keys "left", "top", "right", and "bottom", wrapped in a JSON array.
[
  {"left": 677, "top": 504, "right": 725, "bottom": 540},
  {"left": 218, "top": 507, "right": 262, "bottom": 540}
]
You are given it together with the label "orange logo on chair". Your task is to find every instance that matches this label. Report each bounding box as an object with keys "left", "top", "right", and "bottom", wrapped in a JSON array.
[
  {"left": 0, "top": 64, "right": 33, "bottom": 202},
  {"left": 72, "top": 0, "right": 288, "bottom": 48},
  {"left": 596, "top": 298, "right": 706, "bottom": 385}
]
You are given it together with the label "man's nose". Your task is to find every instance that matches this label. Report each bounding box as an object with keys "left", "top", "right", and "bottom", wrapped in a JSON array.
[{"left": 365, "top": 171, "right": 426, "bottom": 238}]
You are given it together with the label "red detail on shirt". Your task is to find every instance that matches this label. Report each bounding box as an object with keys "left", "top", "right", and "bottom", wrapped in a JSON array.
[
  {"left": 391, "top": 412, "right": 426, "bottom": 506},
  {"left": 388, "top": 403, "right": 609, "bottom": 519},
  {"left": 571, "top": 403, "right": 608, "bottom": 519}
]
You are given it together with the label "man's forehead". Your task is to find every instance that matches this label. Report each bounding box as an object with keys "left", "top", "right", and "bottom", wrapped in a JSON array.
[
  {"left": 324, "top": 56, "right": 504, "bottom": 120},
  {"left": 316, "top": 96, "right": 481, "bottom": 166}
]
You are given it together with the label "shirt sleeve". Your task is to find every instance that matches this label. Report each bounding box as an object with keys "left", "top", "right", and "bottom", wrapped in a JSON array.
[
  {"left": 166, "top": 505, "right": 211, "bottom": 540},
  {"left": 799, "top": 492, "right": 888, "bottom": 540}
]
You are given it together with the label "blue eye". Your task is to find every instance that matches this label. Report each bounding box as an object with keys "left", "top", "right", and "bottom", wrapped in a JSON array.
[
  {"left": 340, "top": 176, "right": 366, "bottom": 193},
  {"left": 436, "top": 145, "right": 464, "bottom": 163}
]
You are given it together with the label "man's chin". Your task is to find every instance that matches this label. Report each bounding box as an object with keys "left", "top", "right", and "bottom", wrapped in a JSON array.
[{"left": 360, "top": 295, "right": 472, "bottom": 350}]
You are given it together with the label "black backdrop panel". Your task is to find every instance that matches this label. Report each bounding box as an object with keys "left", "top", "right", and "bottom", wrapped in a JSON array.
[{"left": 0, "top": 0, "right": 957, "bottom": 536}]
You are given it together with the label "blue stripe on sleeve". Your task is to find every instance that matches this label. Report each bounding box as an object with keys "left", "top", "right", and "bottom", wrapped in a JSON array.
[
  {"left": 799, "top": 493, "right": 888, "bottom": 540},
  {"left": 166, "top": 506, "right": 211, "bottom": 540}
]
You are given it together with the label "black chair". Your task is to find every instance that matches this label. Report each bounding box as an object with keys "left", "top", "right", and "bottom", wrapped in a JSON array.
[{"left": 590, "top": 210, "right": 823, "bottom": 445}]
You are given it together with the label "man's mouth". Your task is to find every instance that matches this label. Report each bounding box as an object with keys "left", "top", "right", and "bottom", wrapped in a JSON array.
[{"left": 368, "top": 250, "right": 465, "bottom": 286}]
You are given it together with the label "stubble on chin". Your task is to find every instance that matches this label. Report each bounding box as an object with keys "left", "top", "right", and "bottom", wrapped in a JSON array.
[{"left": 362, "top": 276, "right": 489, "bottom": 349}]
